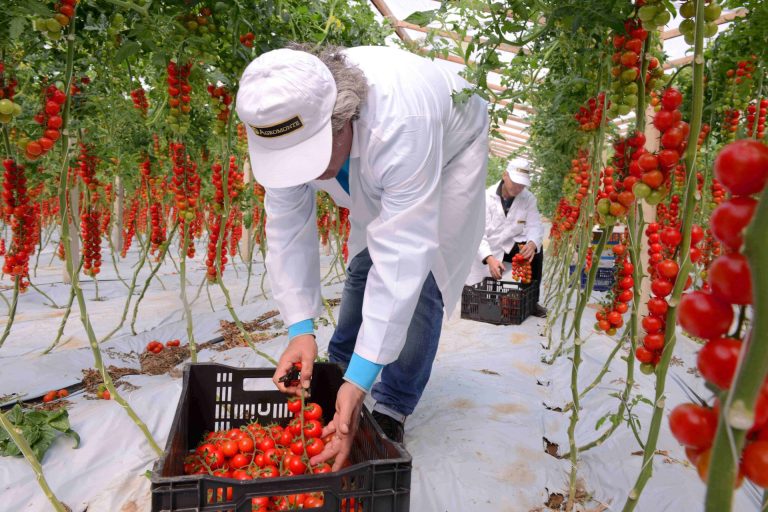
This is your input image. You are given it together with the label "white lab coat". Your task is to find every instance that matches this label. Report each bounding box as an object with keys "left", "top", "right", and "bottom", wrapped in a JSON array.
[
  {"left": 262, "top": 46, "right": 489, "bottom": 365},
  {"left": 465, "top": 185, "right": 544, "bottom": 285}
]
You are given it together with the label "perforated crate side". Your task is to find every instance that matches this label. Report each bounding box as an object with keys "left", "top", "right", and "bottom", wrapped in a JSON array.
[{"left": 151, "top": 363, "right": 412, "bottom": 512}]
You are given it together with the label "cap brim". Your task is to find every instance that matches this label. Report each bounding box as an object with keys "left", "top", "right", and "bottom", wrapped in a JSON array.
[
  {"left": 506, "top": 170, "right": 531, "bottom": 187},
  {"left": 246, "top": 120, "right": 332, "bottom": 189}
]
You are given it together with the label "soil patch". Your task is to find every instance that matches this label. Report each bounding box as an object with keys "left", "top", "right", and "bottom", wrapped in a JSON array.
[
  {"left": 218, "top": 310, "right": 282, "bottom": 350},
  {"left": 81, "top": 366, "right": 139, "bottom": 393},
  {"left": 140, "top": 345, "right": 191, "bottom": 375}
]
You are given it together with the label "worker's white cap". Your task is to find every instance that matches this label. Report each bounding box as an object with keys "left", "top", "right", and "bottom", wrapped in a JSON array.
[
  {"left": 236, "top": 49, "right": 337, "bottom": 188},
  {"left": 506, "top": 158, "right": 531, "bottom": 187}
]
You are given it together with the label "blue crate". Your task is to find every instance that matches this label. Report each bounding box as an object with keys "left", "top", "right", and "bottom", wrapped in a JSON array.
[{"left": 569, "top": 265, "right": 615, "bottom": 292}]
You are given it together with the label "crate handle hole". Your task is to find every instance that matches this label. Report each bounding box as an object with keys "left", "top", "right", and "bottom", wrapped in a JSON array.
[{"left": 242, "top": 377, "right": 276, "bottom": 391}]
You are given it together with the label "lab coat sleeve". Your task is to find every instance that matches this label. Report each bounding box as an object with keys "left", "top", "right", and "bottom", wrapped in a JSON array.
[
  {"left": 263, "top": 184, "right": 323, "bottom": 325},
  {"left": 476, "top": 198, "right": 493, "bottom": 263},
  {"left": 355, "top": 116, "right": 442, "bottom": 365},
  {"left": 525, "top": 193, "right": 545, "bottom": 251}
]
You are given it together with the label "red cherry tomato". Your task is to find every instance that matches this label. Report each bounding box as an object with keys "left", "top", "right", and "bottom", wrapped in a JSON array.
[
  {"left": 678, "top": 291, "right": 734, "bottom": 340},
  {"left": 713, "top": 139, "right": 768, "bottom": 197},
  {"left": 697, "top": 338, "right": 742, "bottom": 390},
  {"left": 669, "top": 403, "right": 717, "bottom": 449}
]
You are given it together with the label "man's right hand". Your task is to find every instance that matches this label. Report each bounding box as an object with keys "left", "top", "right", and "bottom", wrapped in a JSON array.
[
  {"left": 273, "top": 334, "right": 317, "bottom": 396},
  {"left": 486, "top": 256, "right": 505, "bottom": 280}
]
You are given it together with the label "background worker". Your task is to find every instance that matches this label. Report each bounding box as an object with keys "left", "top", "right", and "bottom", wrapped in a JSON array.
[
  {"left": 466, "top": 158, "right": 547, "bottom": 317},
  {"left": 236, "top": 44, "right": 489, "bottom": 470}
]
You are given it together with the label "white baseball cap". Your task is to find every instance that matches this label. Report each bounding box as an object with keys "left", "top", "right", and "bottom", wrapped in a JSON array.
[
  {"left": 236, "top": 49, "right": 337, "bottom": 188},
  {"left": 506, "top": 158, "right": 531, "bottom": 187}
]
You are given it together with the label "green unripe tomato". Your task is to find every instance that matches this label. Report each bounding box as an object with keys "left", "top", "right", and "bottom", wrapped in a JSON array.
[
  {"left": 597, "top": 198, "right": 611, "bottom": 215},
  {"left": 683, "top": 32, "right": 695, "bottom": 45},
  {"left": 603, "top": 214, "right": 617, "bottom": 226},
  {"left": 679, "top": 1, "right": 695, "bottom": 19},
  {"left": 624, "top": 83, "right": 639, "bottom": 95},
  {"left": 632, "top": 182, "right": 651, "bottom": 199},
  {"left": 0, "top": 113, "right": 11, "bottom": 123},
  {"left": 112, "top": 13, "right": 124, "bottom": 27},
  {"left": 704, "top": 3, "right": 722, "bottom": 22},
  {"left": 704, "top": 22, "right": 719, "bottom": 38},
  {"left": 623, "top": 94, "right": 638, "bottom": 107},
  {"left": 12, "top": 103, "right": 21, "bottom": 116},
  {"left": 637, "top": 5, "right": 658, "bottom": 22},
  {"left": 653, "top": 10, "right": 671, "bottom": 27},
  {"left": 617, "top": 104, "right": 632, "bottom": 116},
  {"left": 679, "top": 19, "right": 694, "bottom": 36},
  {"left": 620, "top": 68, "right": 639, "bottom": 83},
  {"left": 646, "top": 189, "right": 666, "bottom": 205},
  {"left": 639, "top": 363, "right": 655, "bottom": 375},
  {"left": 46, "top": 18, "right": 62, "bottom": 32},
  {"left": 0, "top": 99, "right": 14, "bottom": 115}
]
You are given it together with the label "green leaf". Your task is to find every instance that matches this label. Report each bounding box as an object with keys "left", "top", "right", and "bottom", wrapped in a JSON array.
[
  {"left": 62, "top": 429, "right": 80, "bottom": 449},
  {"left": 403, "top": 9, "right": 437, "bottom": 27},
  {"left": 113, "top": 41, "right": 141, "bottom": 63},
  {"left": 9, "top": 17, "right": 25, "bottom": 40}
]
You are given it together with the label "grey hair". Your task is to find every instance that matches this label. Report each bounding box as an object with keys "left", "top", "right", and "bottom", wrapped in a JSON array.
[{"left": 288, "top": 43, "right": 368, "bottom": 133}]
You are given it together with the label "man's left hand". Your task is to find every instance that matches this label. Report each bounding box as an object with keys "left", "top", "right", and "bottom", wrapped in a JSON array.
[
  {"left": 309, "top": 382, "right": 366, "bottom": 471},
  {"left": 520, "top": 241, "right": 537, "bottom": 261}
]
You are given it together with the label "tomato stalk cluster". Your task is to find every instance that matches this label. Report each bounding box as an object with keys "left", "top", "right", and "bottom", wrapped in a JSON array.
[
  {"left": 1, "top": 159, "right": 34, "bottom": 290},
  {"left": 671, "top": 139, "right": 768, "bottom": 489}
]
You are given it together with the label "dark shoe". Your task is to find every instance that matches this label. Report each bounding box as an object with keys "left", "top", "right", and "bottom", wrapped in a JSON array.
[
  {"left": 372, "top": 410, "right": 405, "bottom": 444},
  {"left": 533, "top": 304, "right": 548, "bottom": 318}
]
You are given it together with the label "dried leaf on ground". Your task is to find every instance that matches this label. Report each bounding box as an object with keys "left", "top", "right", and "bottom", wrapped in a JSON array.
[
  {"left": 218, "top": 310, "right": 281, "bottom": 351},
  {"left": 81, "top": 366, "right": 139, "bottom": 393},
  {"left": 140, "top": 345, "right": 191, "bottom": 375}
]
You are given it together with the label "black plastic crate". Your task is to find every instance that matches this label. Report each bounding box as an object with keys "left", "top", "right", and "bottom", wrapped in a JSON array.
[
  {"left": 151, "top": 362, "right": 411, "bottom": 512},
  {"left": 460, "top": 278, "right": 537, "bottom": 325}
]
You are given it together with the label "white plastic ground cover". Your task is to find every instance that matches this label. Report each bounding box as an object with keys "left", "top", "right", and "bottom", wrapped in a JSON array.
[{"left": 0, "top": 243, "right": 761, "bottom": 511}]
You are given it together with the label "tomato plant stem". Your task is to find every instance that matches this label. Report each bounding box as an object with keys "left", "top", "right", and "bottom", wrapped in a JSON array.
[
  {"left": 129, "top": 222, "right": 179, "bottom": 335},
  {"left": 705, "top": 185, "right": 768, "bottom": 511},
  {"left": 0, "top": 280, "right": 20, "bottom": 349},
  {"left": 0, "top": 410, "right": 69, "bottom": 512},
  {"left": 55, "top": 12, "right": 162, "bottom": 457},
  {"left": 623, "top": 0, "right": 706, "bottom": 508},
  {"left": 179, "top": 226, "right": 197, "bottom": 362}
]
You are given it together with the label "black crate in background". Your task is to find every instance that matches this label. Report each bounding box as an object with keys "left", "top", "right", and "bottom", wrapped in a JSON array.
[
  {"left": 151, "top": 362, "right": 411, "bottom": 512},
  {"left": 460, "top": 278, "right": 537, "bottom": 325}
]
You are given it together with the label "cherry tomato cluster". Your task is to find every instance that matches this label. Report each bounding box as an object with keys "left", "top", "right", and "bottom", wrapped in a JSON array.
[
  {"left": 607, "top": 19, "right": 659, "bottom": 119},
  {"left": 205, "top": 160, "right": 239, "bottom": 281},
  {"left": 145, "top": 339, "right": 181, "bottom": 354},
  {"left": 177, "top": 7, "right": 217, "bottom": 36},
  {"left": 228, "top": 208, "right": 243, "bottom": 261},
  {"left": 149, "top": 203, "right": 165, "bottom": 254},
  {"left": 635, "top": 221, "right": 701, "bottom": 370},
  {"left": 32, "top": 0, "right": 76, "bottom": 40},
  {"left": 670, "top": 140, "right": 768, "bottom": 488},
  {"left": 721, "top": 58, "right": 757, "bottom": 141},
  {"left": 42, "top": 389, "right": 69, "bottom": 403},
  {"left": 654, "top": 194, "right": 680, "bottom": 227},
  {"left": 678, "top": 0, "right": 722, "bottom": 44},
  {"left": 511, "top": 252, "right": 532, "bottom": 284},
  {"left": 636, "top": 0, "right": 672, "bottom": 31},
  {"left": 574, "top": 93, "right": 609, "bottom": 131},
  {"left": 80, "top": 209, "right": 101, "bottom": 277},
  {"left": 746, "top": 99, "right": 767, "bottom": 140},
  {"left": 167, "top": 61, "right": 193, "bottom": 134},
  {"left": 130, "top": 88, "right": 149, "bottom": 116},
  {"left": 95, "top": 383, "right": 110, "bottom": 400},
  {"left": 183, "top": 398, "right": 334, "bottom": 511},
  {"left": 239, "top": 32, "right": 255, "bottom": 48},
  {"left": 22, "top": 84, "right": 66, "bottom": 161},
  {"left": 2, "top": 159, "right": 34, "bottom": 289},
  {"left": 0, "top": 62, "right": 22, "bottom": 124},
  {"left": 595, "top": 243, "right": 633, "bottom": 336},
  {"left": 584, "top": 246, "right": 593, "bottom": 271},
  {"left": 120, "top": 195, "right": 140, "bottom": 258},
  {"left": 170, "top": 142, "right": 200, "bottom": 221},
  {"left": 0, "top": 238, "right": 5, "bottom": 257},
  {"left": 207, "top": 85, "right": 233, "bottom": 135}
]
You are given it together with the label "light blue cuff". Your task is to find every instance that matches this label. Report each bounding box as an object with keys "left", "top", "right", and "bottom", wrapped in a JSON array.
[
  {"left": 287, "top": 319, "right": 314, "bottom": 340},
  {"left": 344, "top": 353, "right": 383, "bottom": 393}
]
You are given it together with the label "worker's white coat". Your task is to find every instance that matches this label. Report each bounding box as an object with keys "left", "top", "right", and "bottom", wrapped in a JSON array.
[
  {"left": 465, "top": 185, "right": 544, "bottom": 285},
  {"left": 262, "top": 46, "right": 489, "bottom": 365}
]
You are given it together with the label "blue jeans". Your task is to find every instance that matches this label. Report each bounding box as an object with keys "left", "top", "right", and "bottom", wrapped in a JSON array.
[{"left": 328, "top": 249, "right": 444, "bottom": 420}]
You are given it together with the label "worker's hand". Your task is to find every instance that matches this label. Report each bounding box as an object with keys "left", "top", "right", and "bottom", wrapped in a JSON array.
[
  {"left": 520, "top": 241, "right": 537, "bottom": 261},
  {"left": 273, "top": 334, "right": 317, "bottom": 396},
  {"left": 310, "top": 382, "right": 366, "bottom": 471},
  {"left": 486, "top": 256, "right": 505, "bottom": 280}
]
